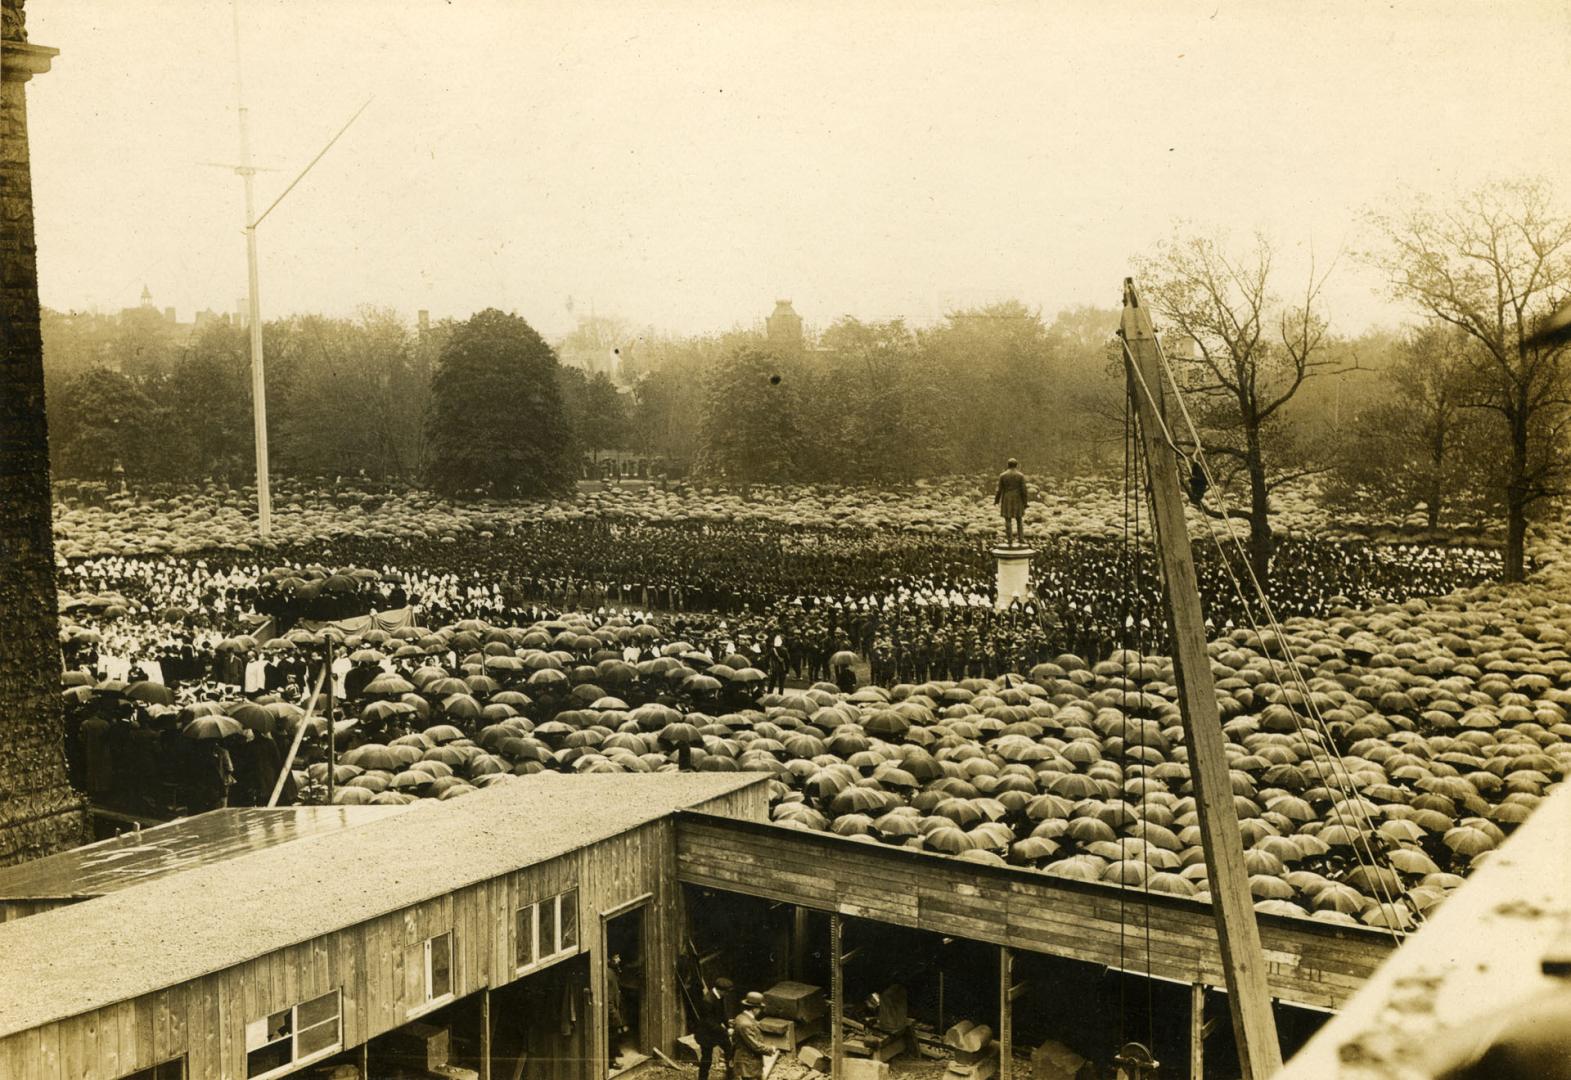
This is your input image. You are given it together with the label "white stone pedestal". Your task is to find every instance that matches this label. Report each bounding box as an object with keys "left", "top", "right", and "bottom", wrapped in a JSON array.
[{"left": 992, "top": 546, "right": 1036, "bottom": 610}]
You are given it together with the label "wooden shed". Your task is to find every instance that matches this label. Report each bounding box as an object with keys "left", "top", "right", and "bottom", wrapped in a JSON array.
[{"left": 0, "top": 773, "right": 768, "bottom": 1080}]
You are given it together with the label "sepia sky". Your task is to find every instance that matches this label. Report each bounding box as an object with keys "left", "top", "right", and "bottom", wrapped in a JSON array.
[{"left": 23, "top": 0, "right": 1571, "bottom": 340}]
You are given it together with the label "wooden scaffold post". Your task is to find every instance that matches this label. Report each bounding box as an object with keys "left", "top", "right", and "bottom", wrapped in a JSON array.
[{"left": 1121, "top": 279, "right": 1283, "bottom": 1079}]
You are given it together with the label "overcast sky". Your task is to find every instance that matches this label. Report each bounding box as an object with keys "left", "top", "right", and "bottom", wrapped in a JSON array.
[{"left": 23, "top": 0, "right": 1571, "bottom": 340}]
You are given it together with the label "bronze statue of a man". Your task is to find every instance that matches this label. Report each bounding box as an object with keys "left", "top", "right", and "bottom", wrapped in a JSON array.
[{"left": 994, "top": 458, "right": 1027, "bottom": 545}]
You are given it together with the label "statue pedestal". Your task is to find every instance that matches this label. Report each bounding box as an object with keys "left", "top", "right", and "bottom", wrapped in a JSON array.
[{"left": 991, "top": 546, "right": 1036, "bottom": 610}]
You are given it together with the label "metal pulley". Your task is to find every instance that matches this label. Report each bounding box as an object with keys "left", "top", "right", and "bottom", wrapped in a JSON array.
[{"left": 1113, "top": 1041, "right": 1160, "bottom": 1080}]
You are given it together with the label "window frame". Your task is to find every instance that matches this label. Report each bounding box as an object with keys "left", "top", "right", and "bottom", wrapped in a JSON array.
[
  {"left": 118, "top": 1058, "right": 186, "bottom": 1080},
  {"left": 407, "top": 930, "right": 456, "bottom": 1019},
  {"left": 244, "top": 989, "right": 342, "bottom": 1080},
  {"left": 515, "top": 887, "right": 581, "bottom": 975}
]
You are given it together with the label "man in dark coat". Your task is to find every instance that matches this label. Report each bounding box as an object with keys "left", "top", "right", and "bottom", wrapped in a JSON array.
[
  {"left": 994, "top": 458, "right": 1028, "bottom": 545},
  {"left": 695, "top": 977, "right": 733, "bottom": 1080},
  {"left": 731, "top": 992, "right": 770, "bottom": 1080}
]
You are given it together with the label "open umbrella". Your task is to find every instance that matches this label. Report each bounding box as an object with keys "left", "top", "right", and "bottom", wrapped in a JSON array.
[
  {"left": 364, "top": 673, "right": 415, "bottom": 696},
  {"left": 125, "top": 681, "right": 176, "bottom": 705},
  {"left": 183, "top": 715, "right": 241, "bottom": 740}
]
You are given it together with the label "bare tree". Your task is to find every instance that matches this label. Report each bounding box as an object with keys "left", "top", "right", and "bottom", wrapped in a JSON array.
[
  {"left": 1365, "top": 179, "right": 1571, "bottom": 581},
  {"left": 1134, "top": 231, "right": 1336, "bottom": 584}
]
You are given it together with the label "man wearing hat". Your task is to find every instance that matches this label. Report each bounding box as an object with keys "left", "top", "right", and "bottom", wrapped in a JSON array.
[
  {"left": 695, "top": 977, "right": 734, "bottom": 1080},
  {"left": 731, "top": 992, "right": 770, "bottom": 1080}
]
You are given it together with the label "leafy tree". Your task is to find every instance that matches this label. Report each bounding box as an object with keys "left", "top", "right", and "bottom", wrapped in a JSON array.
[
  {"left": 48, "top": 367, "right": 161, "bottom": 481},
  {"left": 629, "top": 329, "right": 758, "bottom": 472},
  {"left": 696, "top": 346, "right": 806, "bottom": 484},
  {"left": 916, "top": 302, "right": 1060, "bottom": 475},
  {"left": 631, "top": 368, "right": 702, "bottom": 471},
  {"left": 1365, "top": 179, "right": 1571, "bottom": 580},
  {"left": 1323, "top": 324, "right": 1501, "bottom": 528},
  {"left": 425, "top": 308, "right": 575, "bottom": 498},
  {"left": 569, "top": 370, "right": 630, "bottom": 461},
  {"left": 815, "top": 317, "right": 940, "bottom": 483},
  {"left": 273, "top": 309, "right": 426, "bottom": 480},
  {"left": 111, "top": 306, "right": 180, "bottom": 381},
  {"left": 1135, "top": 231, "right": 1336, "bottom": 584},
  {"left": 164, "top": 321, "right": 266, "bottom": 485},
  {"left": 1045, "top": 305, "right": 1124, "bottom": 471}
]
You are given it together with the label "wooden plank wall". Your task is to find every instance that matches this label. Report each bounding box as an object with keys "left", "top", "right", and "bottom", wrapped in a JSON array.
[
  {"left": 0, "top": 822, "right": 684, "bottom": 1080},
  {"left": 578, "top": 819, "right": 682, "bottom": 1070},
  {"left": 685, "top": 784, "right": 770, "bottom": 824},
  {"left": 0, "top": 897, "right": 73, "bottom": 922},
  {"left": 674, "top": 814, "right": 1395, "bottom": 1011}
]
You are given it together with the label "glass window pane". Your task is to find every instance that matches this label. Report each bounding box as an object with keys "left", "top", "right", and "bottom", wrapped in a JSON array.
[
  {"left": 431, "top": 933, "right": 452, "bottom": 999},
  {"left": 247, "top": 1044, "right": 289, "bottom": 1078},
  {"left": 296, "top": 992, "right": 338, "bottom": 1030},
  {"left": 542, "top": 895, "right": 560, "bottom": 955},
  {"left": 295, "top": 1015, "right": 339, "bottom": 1058},
  {"left": 516, "top": 905, "right": 536, "bottom": 968},
  {"left": 560, "top": 891, "right": 578, "bottom": 951},
  {"left": 266, "top": 1008, "right": 292, "bottom": 1043}
]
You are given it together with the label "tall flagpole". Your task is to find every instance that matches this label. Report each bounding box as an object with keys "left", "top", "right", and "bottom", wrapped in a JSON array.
[{"left": 232, "top": 0, "right": 271, "bottom": 539}]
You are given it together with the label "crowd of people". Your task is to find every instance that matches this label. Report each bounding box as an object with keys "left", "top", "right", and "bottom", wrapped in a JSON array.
[
  {"left": 62, "top": 521, "right": 1503, "bottom": 683},
  {"left": 54, "top": 515, "right": 1504, "bottom": 831}
]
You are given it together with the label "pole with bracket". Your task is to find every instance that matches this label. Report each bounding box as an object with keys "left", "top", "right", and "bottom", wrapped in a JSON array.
[
  {"left": 231, "top": 0, "right": 271, "bottom": 538},
  {"left": 1121, "top": 279, "right": 1283, "bottom": 1078}
]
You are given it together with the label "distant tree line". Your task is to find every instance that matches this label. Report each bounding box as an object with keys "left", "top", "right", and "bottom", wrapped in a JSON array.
[
  {"left": 40, "top": 179, "right": 1569, "bottom": 583},
  {"left": 42, "top": 307, "right": 631, "bottom": 499}
]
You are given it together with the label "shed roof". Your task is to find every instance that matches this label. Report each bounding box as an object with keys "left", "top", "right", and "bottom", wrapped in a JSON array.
[
  {"left": 0, "top": 806, "right": 409, "bottom": 902},
  {"left": 0, "top": 772, "right": 764, "bottom": 1038}
]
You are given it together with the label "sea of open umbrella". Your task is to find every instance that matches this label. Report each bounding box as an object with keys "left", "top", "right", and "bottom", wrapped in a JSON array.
[
  {"left": 63, "top": 590, "right": 1571, "bottom": 933},
  {"left": 53, "top": 474, "right": 1468, "bottom": 562}
]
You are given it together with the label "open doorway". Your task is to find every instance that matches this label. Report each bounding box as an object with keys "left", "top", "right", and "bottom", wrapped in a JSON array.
[
  {"left": 491, "top": 953, "right": 592, "bottom": 1080},
  {"left": 605, "top": 902, "right": 648, "bottom": 1075}
]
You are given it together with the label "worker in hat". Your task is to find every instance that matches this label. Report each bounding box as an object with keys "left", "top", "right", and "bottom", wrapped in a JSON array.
[
  {"left": 695, "top": 977, "right": 734, "bottom": 1080},
  {"left": 731, "top": 992, "right": 770, "bottom": 1080}
]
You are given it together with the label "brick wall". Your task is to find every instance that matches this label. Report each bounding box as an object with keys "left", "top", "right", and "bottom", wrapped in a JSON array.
[{"left": 0, "top": 0, "right": 89, "bottom": 865}]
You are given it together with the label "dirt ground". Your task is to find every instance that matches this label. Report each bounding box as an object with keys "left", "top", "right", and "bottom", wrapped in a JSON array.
[{"left": 647, "top": 1034, "right": 1052, "bottom": 1080}]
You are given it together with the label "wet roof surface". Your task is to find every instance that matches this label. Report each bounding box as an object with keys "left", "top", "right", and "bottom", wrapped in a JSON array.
[
  {"left": 0, "top": 807, "right": 409, "bottom": 901},
  {"left": 0, "top": 773, "right": 763, "bottom": 1039}
]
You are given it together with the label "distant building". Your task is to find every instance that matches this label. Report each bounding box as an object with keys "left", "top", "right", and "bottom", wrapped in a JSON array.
[
  {"left": 88, "top": 286, "right": 234, "bottom": 371},
  {"left": 766, "top": 299, "right": 803, "bottom": 352},
  {"left": 557, "top": 316, "right": 633, "bottom": 382}
]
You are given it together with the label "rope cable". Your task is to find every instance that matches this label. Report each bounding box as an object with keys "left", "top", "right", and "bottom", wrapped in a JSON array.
[
  {"left": 1117, "top": 331, "right": 1415, "bottom": 939},
  {"left": 1125, "top": 321, "right": 1424, "bottom": 934},
  {"left": 1130, "top": 336, "right": 1412, "bottom": 932},
  {"left": 1144, "top": 336, "right": 1417, "bottom": 920}
]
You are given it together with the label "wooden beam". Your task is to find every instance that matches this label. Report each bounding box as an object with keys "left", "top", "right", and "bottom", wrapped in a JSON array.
[
  {"left": 481, "top": 986, "right": 492, "bottom": 1080},
  {"left": 674, "top": 814, "right": 1389, "bottom": 1011},
  {"left": 1121, "top": 279, "right": 1283, "bottom": 1079},
  {"left": 830, "top": 913, "right": 844, "bottom": 1080},
  {"left": 1189, "top": 984, "right": 1204, "bottom": 1080},
  {"left": 998, "top": 948, "right": 1012, "bottom": 1080},
  {"left": 791, "top": 907, "right": 809, "bottom": 981}
]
